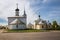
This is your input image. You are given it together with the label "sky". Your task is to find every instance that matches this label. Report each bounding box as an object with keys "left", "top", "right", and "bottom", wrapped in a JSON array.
[{"left": 0, "top": 0, "right": 60, "bottom": 25}]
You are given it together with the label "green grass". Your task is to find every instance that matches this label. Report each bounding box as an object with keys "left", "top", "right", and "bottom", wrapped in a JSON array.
[{"left": 4, "top": 29, "right": 50, "bottom": 33}]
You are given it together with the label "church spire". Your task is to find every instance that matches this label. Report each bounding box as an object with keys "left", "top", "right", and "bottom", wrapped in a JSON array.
[
  {"left": 24, "top": 8, "right": 26, "bottom": 14},
  {"left": 23, "top": 7, "right": 26, "bottom": 17},
  {"left": 15, "top": 3, "right": 19, "bottom": 16}
]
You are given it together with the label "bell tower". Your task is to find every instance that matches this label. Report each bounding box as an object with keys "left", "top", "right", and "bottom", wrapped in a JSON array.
[{"left": 15, "top": 3, "right": 19, "bottom": 16}]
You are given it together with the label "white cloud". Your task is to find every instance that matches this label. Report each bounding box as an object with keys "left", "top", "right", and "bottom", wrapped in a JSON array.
[
  {"left": 42, "top": 0, "right": 48, "bottom": 3},
  {"left": 48, "top": 11, "right": 60, "bottom": 18},
  {"left": 0, "top": 0, "right": 38, "bottom": 25}
]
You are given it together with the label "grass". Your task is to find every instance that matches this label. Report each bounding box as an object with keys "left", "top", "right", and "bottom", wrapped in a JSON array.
[{"left": 3, "top": 29, "right": 50, "bottom": 33}]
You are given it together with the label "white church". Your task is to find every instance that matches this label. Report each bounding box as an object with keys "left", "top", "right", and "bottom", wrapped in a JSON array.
[
  {"left": 28, "top": 15, "right": 52, "bottom": 30},
  {"left": 33, "top": 15, "right": 52, "bottom": 30},
  {"left": 8, "top": 4, "right": 27, "bottom": 29}
]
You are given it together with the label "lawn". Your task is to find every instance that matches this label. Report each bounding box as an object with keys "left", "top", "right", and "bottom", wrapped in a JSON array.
[{"left": 4, "top": 29, "right": 50, "bottom": 33}]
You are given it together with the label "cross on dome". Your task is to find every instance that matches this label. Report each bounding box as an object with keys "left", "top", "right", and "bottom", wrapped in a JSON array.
[{"left": 15, "top": 3, "right": 19, "bottom": 11}]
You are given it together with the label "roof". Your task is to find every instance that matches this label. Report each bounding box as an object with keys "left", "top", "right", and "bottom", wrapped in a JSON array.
[
  {"left": 8, "top": 16, "right": 26, "bottom": 18},
  {"left": 38, "top": 21, "right": 44, "bottom": 24},
  {"left": 35, "top": 18, "right": 46, "bottom": 25},
  {"left": 10, "top": 19, "right": 25, "bottom": 25}
]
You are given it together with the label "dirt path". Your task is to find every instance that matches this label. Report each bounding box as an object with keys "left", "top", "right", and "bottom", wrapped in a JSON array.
[{"left": 0, "top": 32, "right": 60, "bottom": 40}]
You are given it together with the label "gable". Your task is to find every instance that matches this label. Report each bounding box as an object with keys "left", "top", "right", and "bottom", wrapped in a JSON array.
[{"left": 10, "top": 19, "right": 25, "bottom": 25}]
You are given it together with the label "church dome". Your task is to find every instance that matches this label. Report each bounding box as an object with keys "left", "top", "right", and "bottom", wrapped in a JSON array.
[
  {"left": 35, "top": 17, "right": 46, "bottom": 25},
  {"left": 15, "top": 8, "right": 19, "bottom": 11}
]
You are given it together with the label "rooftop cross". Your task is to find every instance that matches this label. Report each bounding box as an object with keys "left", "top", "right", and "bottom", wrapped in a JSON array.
[
  {"left": 16, "top": 3, "right": 18, "bottom": 9},
  {"left": 15, "top": 3, "right": 19, "bottom": 11}
]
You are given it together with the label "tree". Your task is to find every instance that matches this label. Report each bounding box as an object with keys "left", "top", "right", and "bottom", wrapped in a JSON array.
[{"left": 52, "top": 21, "right": 58, "bottom": 30}]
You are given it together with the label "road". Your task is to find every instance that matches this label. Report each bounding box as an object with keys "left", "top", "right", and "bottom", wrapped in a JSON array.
[{"left": 0, "top": 32, "right": 60, "bottom": 40}]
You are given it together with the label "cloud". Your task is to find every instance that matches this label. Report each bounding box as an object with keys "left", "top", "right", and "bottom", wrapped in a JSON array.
[
  {"left": 28, "top": 0, "right": 60, "bottom": 23},
  {"left": 42, "top": 0, "right": 48, "bottom": 3},
  {"left": 0, "top": 18, "right": 7, "bottom": 25},
  {"left": 0, "top": 18, "right": 7, "bottom": 23},
  {"left": 0, "top": 0, "right": 60, "bottom": 25},
  {"left": 48, "top": 11, "right": 60, "bottom": 17},
  {"left": 0, "top": 0, "right": 38, "bottom": 25}
]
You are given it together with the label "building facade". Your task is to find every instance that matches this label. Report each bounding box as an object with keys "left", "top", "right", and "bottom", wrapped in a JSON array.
[{"left": 33, "top": 15, "right": 52, "bottom": 30}]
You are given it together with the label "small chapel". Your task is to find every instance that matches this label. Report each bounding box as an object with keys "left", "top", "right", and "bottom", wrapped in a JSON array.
[
  {"left": 33, "top": 15, "right": 52, "bottom": 30},
  {"left": 8, "top": 4, "right": 27, "bottom": 29}
]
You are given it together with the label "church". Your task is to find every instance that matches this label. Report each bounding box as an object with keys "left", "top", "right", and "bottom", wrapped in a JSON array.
[
  {"left": 7, "top": 4, "right": 51, "bottom": 30},
  {"left": 33, "top": 15, "right": 52, "bottom": 30},
  {"left": 8, "top": 4, "right": 27, "bottom": 29},
  {"left": 27, "top": 15, "right": 52, "bottom": 30}
]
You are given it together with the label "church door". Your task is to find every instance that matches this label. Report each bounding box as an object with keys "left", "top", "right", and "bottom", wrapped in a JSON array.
[{"left": 16, "top": 24, "right": 18, "bottom": 29}]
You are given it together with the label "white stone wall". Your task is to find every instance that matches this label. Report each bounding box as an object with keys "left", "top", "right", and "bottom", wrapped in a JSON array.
[
  {"left": 18, "top": 24, "right": 26, "bottom": 29},
  {"left": 36, "top": 25, "right": 41, "bottom": 29},
  {"left": 8, "top": 24, "right": 26, "bottom": 29},
  {"left": 8, "top": 16, "right": 27, "bottom": 29}
]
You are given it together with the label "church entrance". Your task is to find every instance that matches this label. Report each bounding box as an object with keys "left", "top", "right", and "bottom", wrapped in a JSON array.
[{"left": 16, "top": 24, "right": 18, "bottom": 28}]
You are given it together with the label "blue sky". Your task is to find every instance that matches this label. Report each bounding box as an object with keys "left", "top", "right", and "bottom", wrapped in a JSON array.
[
  {"left": 29, "top": 0, "right": 60, "bottom": 24},
  {"left": 0, "top": 0, "right": 60, "bottom": 25}
]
